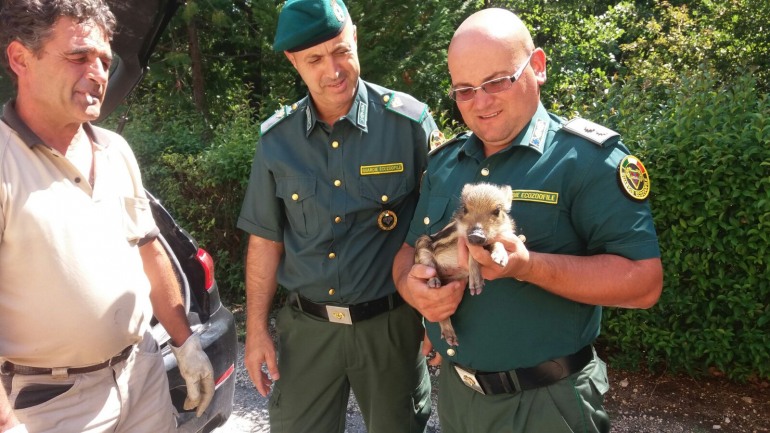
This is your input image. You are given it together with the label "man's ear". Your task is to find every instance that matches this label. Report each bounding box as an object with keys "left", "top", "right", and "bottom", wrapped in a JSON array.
[
  {"left": 284, "top": 51, "right": 297, "bottom": 69},
  {"left": 6, "top": 41, "right": 31, "bottom": 77},
  {"left": 530, "top": 48, "right": 547, "bottom": 85}
]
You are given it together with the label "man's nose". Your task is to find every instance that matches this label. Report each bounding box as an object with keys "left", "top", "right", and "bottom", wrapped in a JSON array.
[
  {"left": 322, "top": 56, "right": 341, "bottom": 78},
  {"left": 88, "top": 58, "right": 109, "bottom": 84},
  {"left": 471, "top": 87, "right": 496, "bottom": 108}
]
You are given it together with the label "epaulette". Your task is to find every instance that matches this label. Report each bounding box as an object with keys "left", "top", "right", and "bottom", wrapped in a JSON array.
[
  {"left": 561, "top": 118, "right": 619, "bottom": 147},
  {"left": 380, "top": 91, "right": 428, "bottom": 123},
  {"left": 428, "top": 131, "right": 470, "bottom": 157},
  {"left": 259, "top": 100, "right": 303, "bottom": 136}
]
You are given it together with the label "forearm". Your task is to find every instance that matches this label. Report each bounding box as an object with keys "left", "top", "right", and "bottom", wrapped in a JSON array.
[
  {"left": 141, "top": 239, "right": 192, "bottom": 346},
  {"left": 392, "top": 243, "right": 419, "bottom": 306},
  {"left": 517, "top": 253, "right": 663, "bottom": 309},
  {"left": 245, "top": 236, "right": 283, "bottom": 334}
]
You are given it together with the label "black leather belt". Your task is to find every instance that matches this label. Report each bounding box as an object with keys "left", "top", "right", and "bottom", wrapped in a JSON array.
[
  {"left": 0, "top": 345, "right": 134, "bottom": 378},
  {"left": 290, "top": 292, "right": 404, "bottom": 325},
  {"left": 453, "top": 344, "right": 594, "bottom": 395}
]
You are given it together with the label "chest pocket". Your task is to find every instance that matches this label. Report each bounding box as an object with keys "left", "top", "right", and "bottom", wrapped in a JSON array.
[
  {"left": 276, "top": 176, "right": 318, "bottom": 237},
  {"left": 359, "top": 176, "right": 408, "bottom": 208},
  {"left": 511, "top": 200, "right": 559, "bottom": 248},
  {"left": 420, "top": 196, "right": 452, "bottom": 235}
]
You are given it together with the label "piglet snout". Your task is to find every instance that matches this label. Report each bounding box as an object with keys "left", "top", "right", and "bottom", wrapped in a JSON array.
[{"left": 467, "top": 228, "right": 488, "bottom": 246}]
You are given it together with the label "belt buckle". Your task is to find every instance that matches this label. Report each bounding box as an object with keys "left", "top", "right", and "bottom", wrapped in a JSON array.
[
  {"left": 453, "top": 364, "right": 485, "bottom": 395},
  {"left": 325, "top": 305, "right": 353, "bottom": 325}
]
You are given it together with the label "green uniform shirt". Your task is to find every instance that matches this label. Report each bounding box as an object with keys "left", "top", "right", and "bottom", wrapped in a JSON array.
[
  {"left": 239, "top": 79, "right": 435, "bottom": 304},
  {"left": 406, "top": 103, "right": 660, "bottom": 372}
]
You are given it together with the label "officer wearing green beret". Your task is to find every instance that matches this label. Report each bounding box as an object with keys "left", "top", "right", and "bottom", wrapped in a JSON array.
[
  {"left": 393, "top": 9, "right": 663, "bottom": 433},
  {"left": 238, "top": 0, "right": 438, "bottom": 431}
]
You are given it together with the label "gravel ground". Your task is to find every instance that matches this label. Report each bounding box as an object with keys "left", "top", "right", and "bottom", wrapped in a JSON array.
[
  {"left": 212, "top": 342, "right": 755, "bottom": 433},
  {"left": 215, "top": 308, "right": 768, "bottom": 433},
  {"left": 215, "top": 342, "right": 440, "bottom": 433}
]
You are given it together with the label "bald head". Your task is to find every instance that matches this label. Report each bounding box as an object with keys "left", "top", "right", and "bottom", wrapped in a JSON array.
[
  {"left": 446, "top": 8, "right": 545, "bottom": 154},
  {"left": 449, "top": 9, "right": 534, "bottom": 58}
]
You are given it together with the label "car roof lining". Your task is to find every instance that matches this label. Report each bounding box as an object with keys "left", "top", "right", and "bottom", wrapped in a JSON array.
[{"left": 99, "top": 0, "right": 181, "bottom": 121}]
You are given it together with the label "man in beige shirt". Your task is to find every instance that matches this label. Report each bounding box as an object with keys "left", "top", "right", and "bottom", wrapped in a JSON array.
[{"left": 0, "top": 1, "right": 215, "bottom": 432}]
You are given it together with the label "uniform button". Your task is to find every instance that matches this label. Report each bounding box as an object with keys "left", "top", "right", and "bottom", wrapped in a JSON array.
[
  {"left": 328, "top": 288, "right": 336, "bottom": 296},
  {"left": 328, "top": 252, "right": 336, "bottom": 259},
  {"left": 381, "top": 195, "right": 389, "bottom": 203},
  {"left": 291, "top": 193, "right": 299, "bottom": 201},
  {"left": 291, "top": 103, "right": 298, "bottom": 110},
  {"left": 334, "top": 180, "right": 342, "bottom": 187},
  {"left": 334, "top": 216, "right": 342, "bottom": 223},
  {"left": 423, "top": 217, "right": 430, "bottom": 225},
  {"left": 481, "top": 168, "right": 490, "bottom": 176},
  {"left": 74, "top": 177, "right": 81, "bottom": 183},
  {"left": 331, "top": 141, "right": 340, "bottom": 148},
  {"left": 447, "top": 348, "right": 456, "bottom": 357},
  {"left": 383, "top": 95, "right": 390, "bottom": 103}
]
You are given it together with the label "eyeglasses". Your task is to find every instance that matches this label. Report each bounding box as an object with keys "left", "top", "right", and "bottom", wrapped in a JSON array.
[{"left": 449, "top": 52, "right": 534, "bottom": 102}]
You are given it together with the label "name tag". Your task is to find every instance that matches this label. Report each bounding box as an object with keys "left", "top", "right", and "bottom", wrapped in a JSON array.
[
  {"left": 360, "top": 163, "right": 404, "bottom": 176},
  {"left": 512, "top": 190, "right": 559, "bottom": 205}
]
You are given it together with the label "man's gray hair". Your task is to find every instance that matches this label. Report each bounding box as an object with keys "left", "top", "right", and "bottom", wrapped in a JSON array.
[{"left": 0, "top": 0, "right": 116, "bottom": 80}]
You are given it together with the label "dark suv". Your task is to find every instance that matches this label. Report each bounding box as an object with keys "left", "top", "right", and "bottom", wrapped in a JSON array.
[{"left": 103, "top": 1, "right": 237, "bottom": 432}]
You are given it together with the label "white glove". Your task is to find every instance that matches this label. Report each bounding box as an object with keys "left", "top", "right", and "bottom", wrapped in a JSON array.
[
  {"left": 170, "top": 334, "right": 215, "bottom": 417},
  {"left": 5, "top": 424, "right": 29, "bottom": 433}
]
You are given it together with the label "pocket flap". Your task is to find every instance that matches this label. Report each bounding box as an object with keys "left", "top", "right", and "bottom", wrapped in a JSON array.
[{"left": 276, "top": 176, "right": 317, "bottom": 203}]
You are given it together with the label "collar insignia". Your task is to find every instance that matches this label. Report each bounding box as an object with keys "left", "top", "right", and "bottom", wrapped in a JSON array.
[
  {"left": 357, "top": 102, "right": 368, "bottom": 127},
  {"left": 529, "top": 118, "right": 547, "bottom": 149}
]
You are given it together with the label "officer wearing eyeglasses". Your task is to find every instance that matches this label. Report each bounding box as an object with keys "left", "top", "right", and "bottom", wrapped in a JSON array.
[{"left": 393, "top": 8, "right": 663, "bottom": 433}]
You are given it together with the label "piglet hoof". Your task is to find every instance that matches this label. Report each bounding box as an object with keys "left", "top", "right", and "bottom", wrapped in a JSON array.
[
  {"left": 427, "top": 277, "right": 442, "bottom": 288},
  {"left": 491, "top": 249, "right": 508, "bottom": 267},
  {"left": 468, "top": 281, "right": 484, "bottom": 296},
  {"left": 442, "top": 332, "right": 459, "bottom": 347},
  {"left": 440, "top": 320, "right": 459, "bottom": 347}
]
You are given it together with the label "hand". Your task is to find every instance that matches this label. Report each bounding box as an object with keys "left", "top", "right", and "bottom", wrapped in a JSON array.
[
  {"left": 244, "top": 329, "right": 279, "bottom": 397},
  {"left": 404, "top": 264, "right": 465, "bottom": 323},
  {"left": 3, "top": 424, "right": 28, "bottom": 433},
  {"left": 458, "top": 232, "right": 531, "bottom": 281},
  {"left": 170, "top": 334, "right": 215, "bottom": 417}
]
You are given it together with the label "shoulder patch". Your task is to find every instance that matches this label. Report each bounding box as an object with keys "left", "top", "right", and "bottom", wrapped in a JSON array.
[
  {"left": 429, "top": 129, "right": 446, "bottom": 151},
  {"left": 260, "top": 101, "right": 302, "bottom": 136},
  {"left": 562, "top": 118, "right": 619, "bottom": 146},
  {"left": 617, "top": 155, "right": 651, "bottom": 201},
  {"left": 428, "top": 131, "right": 469, "bottom": 157},
  {"left": 382, "top": 92, "right": 428, "bottom": 123}
]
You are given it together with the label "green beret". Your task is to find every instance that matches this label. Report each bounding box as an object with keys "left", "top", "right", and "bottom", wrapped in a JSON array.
[{"left": 273, "top": 0, "right": 350, "bottom": 52}]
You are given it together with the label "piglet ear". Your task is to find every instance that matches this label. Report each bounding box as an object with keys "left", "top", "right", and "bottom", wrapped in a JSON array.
[{"left": 500, "top": 185, "right": 513, "bottom": 212}]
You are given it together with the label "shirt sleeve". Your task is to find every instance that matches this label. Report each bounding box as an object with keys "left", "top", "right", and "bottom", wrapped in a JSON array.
[
  {"left": 237, "top": 138, "right": 284, "bottom": 241},
  {"left": 571, "top": 144, "right": 660, "bottom": 260}
]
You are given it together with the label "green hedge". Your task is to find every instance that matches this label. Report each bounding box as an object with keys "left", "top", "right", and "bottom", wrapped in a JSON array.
[
  {"left": 598, "top": 68, "right": 770, "bottom": 381},
  {"left": 112, "top": 88, "right": 256, "bottom": 301}
]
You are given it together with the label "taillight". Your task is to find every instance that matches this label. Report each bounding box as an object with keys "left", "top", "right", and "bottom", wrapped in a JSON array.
[{"left": 196, "top": 248, "right": 215, "bottom": 292}]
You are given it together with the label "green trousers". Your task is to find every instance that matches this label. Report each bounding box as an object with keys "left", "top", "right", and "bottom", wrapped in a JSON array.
[
  {"left": 269, "top": 300, "right": 431, "bottom": 433},
  {"left": 438, "top": 349, "right": 611, "bottom": 433}
]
